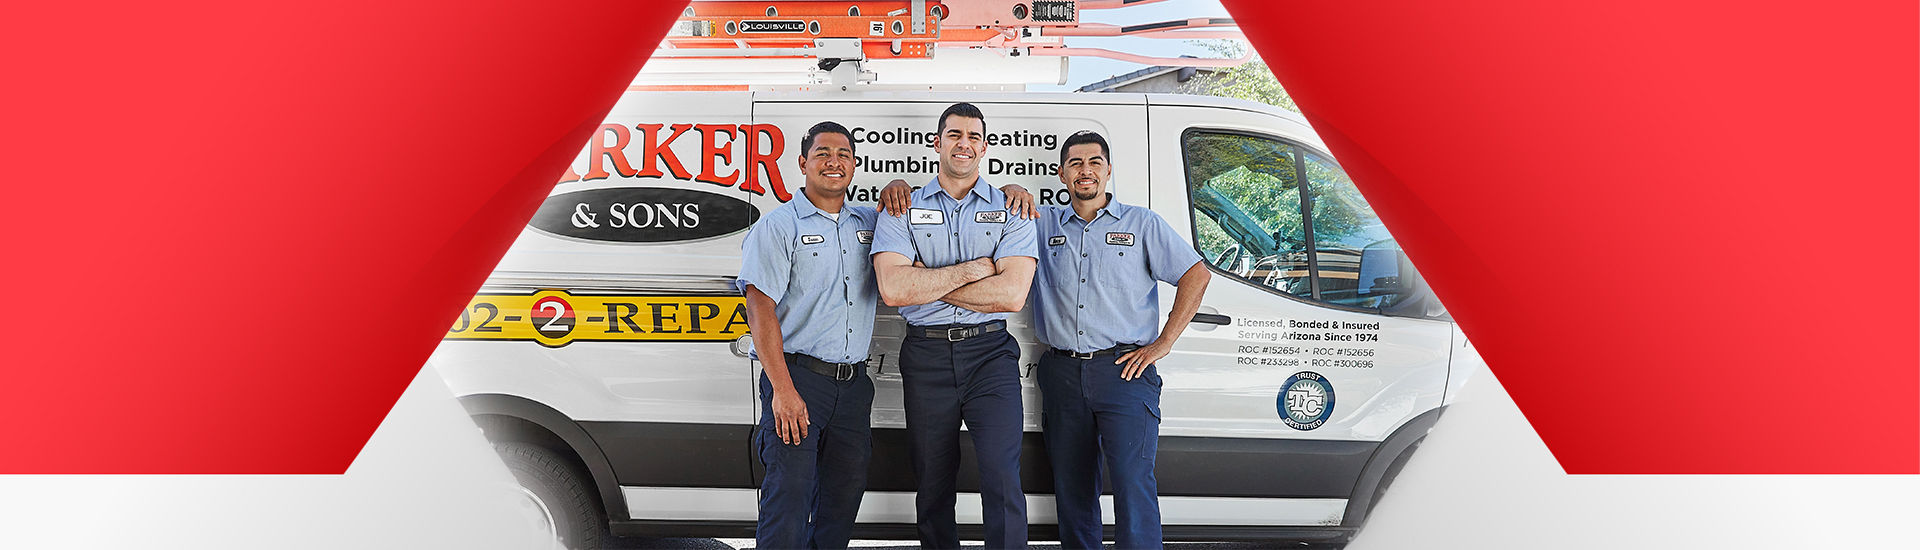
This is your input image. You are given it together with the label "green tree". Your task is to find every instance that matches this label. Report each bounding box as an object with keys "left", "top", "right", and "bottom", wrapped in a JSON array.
[{"left": 1173, "top": 41, "right": 1298, "bottom": 113}]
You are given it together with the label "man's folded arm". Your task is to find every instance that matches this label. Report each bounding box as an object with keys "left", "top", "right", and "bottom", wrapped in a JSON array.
[
  {"left": 937, "top": 255, "right": 1037, "bottom": 313},
  {"left": 873, "top": 251, "right": 992, "bottom": 307}
]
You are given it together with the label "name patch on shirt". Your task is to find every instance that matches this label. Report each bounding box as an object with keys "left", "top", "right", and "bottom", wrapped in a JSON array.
[
  {"left": 975, "top": 210, "right": 1007, "bottom": 224},
  {"left": 800, "top": 234, "right": 825, "bottom": 245},
  {"left": 856, "top": 230, "right": 874, "bottom": 244},
  {"left": 1048, "top": 235, "right": 1066, "bottom": 246},
  {"left": 1106, "top": 232, "right": 1136, "bottom": 246},
  {"left": 909, "top": 208, "right": 945, "bottom": 225}
]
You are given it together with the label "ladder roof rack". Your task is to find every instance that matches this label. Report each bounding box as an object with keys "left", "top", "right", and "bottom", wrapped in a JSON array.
[{"left": 649, "top": 1, "right": 1248, "bottom": 89}]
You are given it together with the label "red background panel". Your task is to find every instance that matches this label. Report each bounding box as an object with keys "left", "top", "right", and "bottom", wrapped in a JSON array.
[
  {"left": 0, "top": 2, "right": 684, "bottom": 473},
  {"left": 1221, "top": 0, "right": 1918, "bottom": 473}
]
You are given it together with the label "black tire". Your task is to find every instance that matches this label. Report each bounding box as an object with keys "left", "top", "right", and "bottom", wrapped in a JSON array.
[{"left": 495, "top": 441, "right": 607, "bottom": 550}]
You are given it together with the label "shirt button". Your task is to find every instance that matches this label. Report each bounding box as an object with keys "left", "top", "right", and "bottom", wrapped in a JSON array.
[
  {"left": 1078, "top": 305, "right": 1084, "bottom": 309},
  {"left": 1080, "top": 278, "right": 1086, "bottom": 283},
  {"left": 1118, "top": 252, "right": 1124, "bottom": 256},
  {"left": 1081, "top": 253, "right": 1088, "bottom": 257},
  {"left": 844, "top": 276, "right": 850, "bottom": 281},
  {"left": 1078, "top": 331, "right": 1084, "bottom": 335},
  {"left": 848, "top": 301, "right": 854, "bottom": 305},
  {"left": 813, "top": 252, "right": 818, "bottom": 256},
  {"left": 848, "top": 328, "right": 854, "bottom": 333}
]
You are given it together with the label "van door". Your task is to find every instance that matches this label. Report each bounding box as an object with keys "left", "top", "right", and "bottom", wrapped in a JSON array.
[
  {"left": 749, "top": 95, "right": 1147, "bottom": 523},
  {"left": 1145, "top": 101, "right": 1452, "bottom": 526}
]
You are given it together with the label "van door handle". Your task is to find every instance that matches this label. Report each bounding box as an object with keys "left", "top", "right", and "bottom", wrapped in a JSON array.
[{"left": 1192, "top": 313, "right": 1232, "bottom": 325}]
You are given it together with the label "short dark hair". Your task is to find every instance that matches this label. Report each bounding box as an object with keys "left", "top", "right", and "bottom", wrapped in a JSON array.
[
  {"left": 1059, "top": 130, "right": 1109, "bottom": 166},
  {"left": 800, "top": 121, "right": 855, "bottom": 157},
  {"left": 936, "top": 102, "right": 986, "bottom": 136}
]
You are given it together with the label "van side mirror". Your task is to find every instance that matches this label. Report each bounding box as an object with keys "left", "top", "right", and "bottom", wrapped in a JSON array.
[
  {"left": 1364, "top": 240, "right": 1448, "bottom": 320},
  {"left": 1423, "top": 293, "right": 1449, "bottom": 319},
  {"left": 1356, "top": 239, "right": 1409, "bottom": 305}
]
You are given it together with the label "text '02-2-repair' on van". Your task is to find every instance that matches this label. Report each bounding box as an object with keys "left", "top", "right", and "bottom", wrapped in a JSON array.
[{"left": 427, "top": 91, "right": 1482, "bottom": 547}]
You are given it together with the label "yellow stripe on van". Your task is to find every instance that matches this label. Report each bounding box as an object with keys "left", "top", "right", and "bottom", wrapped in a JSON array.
[{"left": 444, "top": 290, "right": 747, "bottom": 348}]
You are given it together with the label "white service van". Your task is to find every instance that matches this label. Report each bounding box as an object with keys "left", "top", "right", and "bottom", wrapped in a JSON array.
[{"left": 427, "top": 90, "right": 1478, "bottom": 548}]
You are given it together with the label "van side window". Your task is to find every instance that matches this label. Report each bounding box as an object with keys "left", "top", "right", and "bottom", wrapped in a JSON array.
[
  {"left": 1184, "top": 131, "right": 1410, "bottom": 310},
  {"left": 1181, "top": 132, "right": 1312, "bottom": 300},
  {"left": 1304, "top": 153, "right": 1408, "bottom": 308}
]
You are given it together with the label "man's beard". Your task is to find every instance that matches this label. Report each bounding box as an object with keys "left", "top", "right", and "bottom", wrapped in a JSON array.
[{"left": 1072, "top": 188, "right": 1102, "bottom": 201}]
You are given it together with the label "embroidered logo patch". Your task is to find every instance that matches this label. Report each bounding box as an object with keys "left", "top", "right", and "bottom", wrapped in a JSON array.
[
  {"left": 1047, "top": 235, "right": 1066, "bottom": 246},
  {"left": 909, "top": 208, "right": 945, "bottom": 225},
  {"left": 856, "top": 230, "right": 873, "bottom": 244},
  {"left": 1106, "top": 232, "right": 1135, "bottom": 246},
  {"left": 975, "top": 210, "right": 1007, "bottom": 224},
  {"left": 800, "top": 234, "right": 825, "bottom": 245}
]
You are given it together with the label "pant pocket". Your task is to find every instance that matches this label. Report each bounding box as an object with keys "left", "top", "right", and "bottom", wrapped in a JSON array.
[{"left": 1141, "top": 402, "right": 1162, "bottom": 459}]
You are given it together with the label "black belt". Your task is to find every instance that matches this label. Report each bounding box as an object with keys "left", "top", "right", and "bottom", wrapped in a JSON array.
[
  {"left": 784, "top": 353, "right": 865, "bottom": 382},
  {"left": 1051, "top": 344, "right": 1142, "bottom": 360},
  {"left": 911, "top": 320, "right": 1008, "bottom": 342}
]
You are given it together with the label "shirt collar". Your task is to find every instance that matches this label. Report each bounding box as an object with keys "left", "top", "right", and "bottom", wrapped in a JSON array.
[
  {"left": 917, "top": 176, "right": 997, "bottom": 205},
  {"left": 1058, "top": 193, "right": 1128, "bottom": 226},
  {"left": 792, "top": 188, "right": 863, "bottom": 221}
]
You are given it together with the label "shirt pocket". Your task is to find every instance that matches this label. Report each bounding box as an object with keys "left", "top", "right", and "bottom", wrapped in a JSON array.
[
  {"left": 963, "top": 215, "right": 1003, "bottom": 260},
  {"left": 905, "top": 216, "right": 948, "bottom": 264},
  {"left": 1098, "top": 240, "right": 1152, "bottom": 296},
  {"left": 793, "top": 237, "right": 836, "bottom": 283},
  {"left": 1041, "top": 237, "right": 1075, "bottom": 285}
]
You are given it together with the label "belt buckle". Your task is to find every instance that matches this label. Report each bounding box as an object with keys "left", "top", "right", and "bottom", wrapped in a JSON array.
[
  {"left": 834, "top": 363, "right": 855, "bottom": 381},
  {"left": 1070, "top": 350, "right": 1095, "bottom": 360},
  {"left": 945, "top": 326, "right": 968, "bottom": 341}
]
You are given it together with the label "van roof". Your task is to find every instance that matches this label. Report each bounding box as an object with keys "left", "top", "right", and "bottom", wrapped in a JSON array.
[
  {"left": 1142, "top": 93, "right": 1304, "bottom": 122},
  {"left": 635, "top": 89, "right": 1324, "bottom": 155},
  {"left": 745, "top": 91, "right": 1302, "bottom": 121}
]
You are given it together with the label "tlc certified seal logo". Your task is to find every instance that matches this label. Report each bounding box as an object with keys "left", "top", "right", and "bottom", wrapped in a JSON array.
[{"left": 1278, "top": 371, "right": 1334, "bottom": 430}]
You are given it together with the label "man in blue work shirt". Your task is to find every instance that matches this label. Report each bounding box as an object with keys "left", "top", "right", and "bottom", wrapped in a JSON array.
[
  {"left": 870, "top": 103, "right": 1038, "bottom": 550},
  {"left": 737, "top": 121, "right": 900, "bottom": 550},
  {"left": 1031, "top": 130, "right": 1212, "bottom": 550}
]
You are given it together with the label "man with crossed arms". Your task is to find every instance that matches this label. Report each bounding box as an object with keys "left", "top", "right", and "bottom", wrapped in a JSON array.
[
  {"left": 871, "top": 102, "right": 1037, "bottom": 550},
  {"left": 738, "top": 119, "right": 1037, "bottom": 549},
  {"left": 1031, "top": 130, "right": 1211, "bottom": 549}
]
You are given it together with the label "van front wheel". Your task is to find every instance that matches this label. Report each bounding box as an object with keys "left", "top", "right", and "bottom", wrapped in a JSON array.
[{"left": 495, "top": 441, "right": 606, "bottom": 550}]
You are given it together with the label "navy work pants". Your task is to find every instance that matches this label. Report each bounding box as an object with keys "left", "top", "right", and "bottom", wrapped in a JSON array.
[
  {"left": 1038, "top": 352, "right": 1163, "bottom": 549},
  {"left": 900, "top": 328, "right": 1027, "bottom": 550},
  {"left": 755, "top": 358, "right": 875, "bottom": 550}
]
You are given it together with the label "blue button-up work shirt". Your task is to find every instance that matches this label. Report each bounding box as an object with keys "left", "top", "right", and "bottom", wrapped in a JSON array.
[
  {"left": 1031, "top": 199, "right": 1203, "bottom": 353},
  {"left": 870, "top": 177, "right": 1037, "bottom": 327},
  {"left": 735, "top": 195, "right": 879, "bottom": 363}
]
